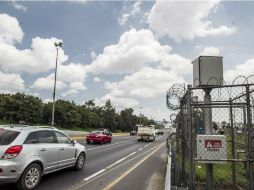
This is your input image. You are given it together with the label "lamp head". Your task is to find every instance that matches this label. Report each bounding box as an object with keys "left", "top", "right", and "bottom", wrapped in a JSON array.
[
  {"left": 58, "top": 42, "right": 63, "bottom": 47},
  {"left": 54, "top": 41, "right": 63, "bottom": 48}
]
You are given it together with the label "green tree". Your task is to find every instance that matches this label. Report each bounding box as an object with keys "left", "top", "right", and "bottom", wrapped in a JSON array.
[
  {"left": 102, "top": 100, "right": 116, "bottom": 131},
  {"left": 1, "top": 93, "right": 43, "bottom": 124}
]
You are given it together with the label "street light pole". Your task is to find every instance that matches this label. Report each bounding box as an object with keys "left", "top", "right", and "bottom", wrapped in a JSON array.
[
  {"left": 51, "top": 42, "right": 63, "bottom": 126},
  {"left": 139, "top": 106, "right": 142, "bottom": 128}
]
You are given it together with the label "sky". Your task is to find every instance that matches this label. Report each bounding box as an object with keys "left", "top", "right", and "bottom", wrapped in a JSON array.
[{"left": 0, "top": 0, "right": 254, "bottom": 121}]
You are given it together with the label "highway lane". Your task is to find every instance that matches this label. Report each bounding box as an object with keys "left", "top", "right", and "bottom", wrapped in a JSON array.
[
  {"left": 0, "top": 134, "right": 168, "bottom": 190},
  {"left": 71, "top": 135, "right": 167, "bottom": 190}
]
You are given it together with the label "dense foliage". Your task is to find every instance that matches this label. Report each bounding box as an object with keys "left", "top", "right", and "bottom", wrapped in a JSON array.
[{"left": 0, "top": 93, "right": 157, "bottom": 132}]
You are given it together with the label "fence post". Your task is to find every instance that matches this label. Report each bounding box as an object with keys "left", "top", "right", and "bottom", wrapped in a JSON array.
[
  {"left": 180, "top": 106, "right": 186, "bottom": 187},
  {"left": 229, "top": 98, "right": 236, "bottom": 190},
  {"left": 246, "top": 85, "right": 254, "bottom": 190},
  {"left": 204, "top": 88, "right": 213, "bottom": 190},
  {"left": 175, "top": 115, "right": 181, "bottom": 186},
  {"left": 187, "top": 85, "right": 195, "bottom": 189},
  {"left": 243, "top": 107, "right": 247, "bottom": 170}
]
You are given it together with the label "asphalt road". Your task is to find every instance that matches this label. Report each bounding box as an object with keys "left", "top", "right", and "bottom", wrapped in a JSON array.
[{"left": 0, "top": 134, "right": 168, "bottom": 190}]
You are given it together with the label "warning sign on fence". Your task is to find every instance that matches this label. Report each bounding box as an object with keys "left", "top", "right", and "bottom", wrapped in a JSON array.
[{"left": 197, "top": 135, "right": 227, "bottom": 164}]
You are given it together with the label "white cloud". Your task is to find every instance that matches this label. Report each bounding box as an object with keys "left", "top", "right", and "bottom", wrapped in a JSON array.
[
  {"left": 159, "top": 54, "right": 191, "bottom": 75},
  {"left": 12, "top": 1, "right": 27, "bottom": 12},
  {"left": 147, "top": 1, "right": 236, "bottom": 41},
  {"left": 0, "top": 71, "right": 25, "bottom": 93},
  {"left": 0, "top": 14, "right": 69, "bottom": 74},
  {"left": 105, "top": 67, "right": 186, "bottom": 98},
  {"left": 32, "top": 74, "right": 67, "bottom": 90},
  {"left": 0, "top": 13, "right": 24, "bottom": 45},
  {"left": 95, "top": 94, "right": 139, "bottom": 108},
  {"left": 86, "top": 28, "right": 171, "bottom": 74},
  {"left": 57, "top": 63, "right": 87, "bottom": 82},
  {"left": 0, "top": 37, "right": 68, "bottom": 74},
  {"left": 94, "top": 77, "right": 102, "bottom": 83},
  {"left": 69, "top": 81, "right": 86, "bottom": 90},
  {"left": 118, "top": 1, "right": 142, "bottom": 26},
  {"left": 225, "top": 58, "right": 254, "bottom": 82},
  {"left": 200, "top": 46, "right": 221, "bottom": 56},
  {"left": 62, "top": 89, "right": 79, "bottom": 97},
  {"left": 32, "top": 63, "right": 87, "bottom": 95}
]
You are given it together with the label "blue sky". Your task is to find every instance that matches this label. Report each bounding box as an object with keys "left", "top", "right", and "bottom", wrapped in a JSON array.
[{"left": 0, "top": 1, "right": 254, "bottom": 121}]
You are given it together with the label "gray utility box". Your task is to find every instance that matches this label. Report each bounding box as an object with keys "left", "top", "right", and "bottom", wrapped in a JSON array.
[{"left": 192, "top": 56, "right": 223, "bottom": 87}]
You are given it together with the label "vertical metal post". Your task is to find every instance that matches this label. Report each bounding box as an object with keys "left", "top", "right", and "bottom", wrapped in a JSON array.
[
  {"left": 175, "top": 114, "right": 181, "bottom": 186},
  {"left": 187, "top": 85, "right": 195, "bottom": 189},
  {"left": 180, "top": 106, "right": 186, "bottom": 187},
  {"left": 243, "top": 107, "right": 247, "bottom": 170},
  {"left": 51, "top": 48, "right": 59, "bottom": 126},
  {"left": 139, "top": 107, "right": 142, "bottom": 126},
  {"left": 204, "top": 88, "right": 213, "bottom": 190},
  {"left": 229, "top": 99, "right": 236, "bottom": 190},
  {"left": 246, "top": 85, "right": 254, "bottom": 190}
]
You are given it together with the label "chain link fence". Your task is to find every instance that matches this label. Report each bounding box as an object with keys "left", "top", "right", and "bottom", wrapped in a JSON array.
[{"left": 169, "top": 83, "right": 254, "bottom": 190}]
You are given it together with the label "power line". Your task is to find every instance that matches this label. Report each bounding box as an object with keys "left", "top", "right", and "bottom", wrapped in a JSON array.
[{"left": 0, "top": 80, "right": 53, "bottom": 92}]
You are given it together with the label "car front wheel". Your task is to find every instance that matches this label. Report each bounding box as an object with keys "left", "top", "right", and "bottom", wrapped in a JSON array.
[
  {"left": 75, "top": 153, "right": 86, "bottom": 170},
  {"left": 17, "top": 163, "right": 42, "bottom": 190}
]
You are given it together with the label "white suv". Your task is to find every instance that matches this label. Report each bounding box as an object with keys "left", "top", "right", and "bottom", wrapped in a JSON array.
[{"left": 0, "top": 125, "right": 86, "bottom": 190}]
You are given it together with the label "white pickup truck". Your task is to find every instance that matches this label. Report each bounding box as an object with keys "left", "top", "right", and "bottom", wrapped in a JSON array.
[{"left": 137, "top": 125, "right": 156, "bottom": 142}]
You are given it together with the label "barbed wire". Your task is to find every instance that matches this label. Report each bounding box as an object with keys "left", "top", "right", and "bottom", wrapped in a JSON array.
[
  {"left": 166, "top": 75, "right": 254, "bottom": 111},
  {"left": 166, "top": 83, "right": 186, "bottom": 110}
]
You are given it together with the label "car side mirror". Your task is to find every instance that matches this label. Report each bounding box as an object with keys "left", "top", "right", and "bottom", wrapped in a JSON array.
[{"left": 71, "top": 139, "right": 77, "bottom": 145}]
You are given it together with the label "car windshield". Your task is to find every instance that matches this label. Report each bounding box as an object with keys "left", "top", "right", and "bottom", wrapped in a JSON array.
[{"left": 0, "top": 128, "right": 20, "bottom": 145}]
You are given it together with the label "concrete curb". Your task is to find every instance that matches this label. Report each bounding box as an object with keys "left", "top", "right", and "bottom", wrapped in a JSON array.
[{"left": 165, "top": 154, "right": 172, "bottom": 190}]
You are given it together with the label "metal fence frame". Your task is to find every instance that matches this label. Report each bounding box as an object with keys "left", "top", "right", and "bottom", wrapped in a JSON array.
[{"left": 169, "top": 83, "right": 254, "bottom": 190}]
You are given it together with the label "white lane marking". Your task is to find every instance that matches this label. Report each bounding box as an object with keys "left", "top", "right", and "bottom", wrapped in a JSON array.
[
  {"left": 129, "top": 151, "right": 136, "bottom": 156},
  {"left": 144, "top": 142, "right": 153, "bottom": 148},
  {"left": 84, "top": 169, "right": 106, "bottom": 181},
  {"left": 106, "top": 151, "right": 137, "bottom": 169},
  {"left": 87, "top": 140, "right": 133, "bottom": 151},
  {"left": 103, "top": 143, "right": 165, "bottom": 190},
  {"left": 69, "top": 143, "right": 165, "bottom": 190},
  {"left": 138, "top": 148, "right": 143, "bottom": 151}
]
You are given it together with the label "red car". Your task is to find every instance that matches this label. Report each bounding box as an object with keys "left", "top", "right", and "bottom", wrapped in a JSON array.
[{"left": 86, "top": 131, "right": 112, "bottom": 144}]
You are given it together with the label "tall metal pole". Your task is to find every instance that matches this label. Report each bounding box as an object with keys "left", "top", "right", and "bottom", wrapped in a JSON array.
[
  {"left": 246, "top": 85, "right": 253, "bottom": 190},
  {"left": 187, "top": 85, "right": 195, "bottom": 189},
  {"left": 243, "top": 106, "right": 247, "bottom": 170},
  {"left": 139, "top": 106, "right": 142, "bottom": 126},
  {"left": 204, "top": 88, "right": 213, "bottom": 190},
  {"left": 180, "top": 103, "right": 186, "bottom": 187},
  {"left": 175, "top": 114, "right": 181, "bottom": 186},
  {"left": 229, "top": 99, "right": 236, "bottom": 190},
  {"left": 51, "top": 43, "right": 61, "bottom": 126}
]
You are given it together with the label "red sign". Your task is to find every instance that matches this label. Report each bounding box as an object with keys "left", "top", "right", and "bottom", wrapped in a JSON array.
[{"left": 205, "top": 140, "right": 222, "bottom": 148}]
